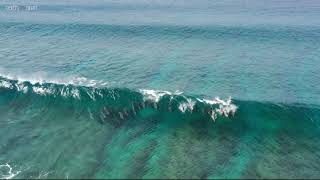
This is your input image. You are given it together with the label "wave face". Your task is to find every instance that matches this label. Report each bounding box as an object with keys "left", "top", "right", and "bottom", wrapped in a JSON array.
[{"left": 1, "top": 76, "right": 320, "bottom": 179}]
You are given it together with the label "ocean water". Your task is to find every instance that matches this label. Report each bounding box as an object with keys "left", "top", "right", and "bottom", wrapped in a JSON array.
[{"left": 1, "top": 0, "right": 320, "bottom": 179}]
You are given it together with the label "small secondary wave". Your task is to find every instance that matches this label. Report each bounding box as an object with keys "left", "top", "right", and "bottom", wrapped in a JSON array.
[
  {"left": 0, "top": 76, "right": 237, "bottom": 124},
  {"left": 0, "top": 71, "right": 109, "bottom": 88}
]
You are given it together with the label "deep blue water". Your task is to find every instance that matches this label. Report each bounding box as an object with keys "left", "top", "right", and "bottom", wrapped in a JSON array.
[{"left": 1, "top": 0, "right": 320, "bottom": 178}]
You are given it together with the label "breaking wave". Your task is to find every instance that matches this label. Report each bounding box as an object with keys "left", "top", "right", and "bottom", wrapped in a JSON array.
[{"left": 0, "top": 76, "right": 237, "bottom": 125}]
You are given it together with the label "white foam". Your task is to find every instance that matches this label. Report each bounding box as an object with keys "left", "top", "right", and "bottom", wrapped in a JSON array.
[
  {"left": 139, "top": 89, "right": 172, "bottom": 102},
  {"left": 37, "top": 171, "right": 52, "bottom": 178},
  {"left": 178, "top": 98, "right": 196, "bottom": 113},
  {"left": 140, "top": 89, "right": 237, "bottom": 120},
  {"left": 196, "top": 96, "right": 237, "bottom": 121},
  {"left": 85, "top": 88, "right": 97, "bottom": 101},
  {"left": 196, "top": 97, "right": 230, "bottom": 105},
  {"left": 15, "top": 83, "right": 29, "bottom": 93},
  {"left": 60, "top": 87, "right": 68, "bottom": 97},
  {"left": 58, "top": 87, "right": 81, "bottom": 99},
  {"left": 32, "top": 86, "right": 53, "bottom": 96},
  {"left": 139, "top": 89, "right": 184, "bottom": 103},
  {"left": 174, "top": 90, "right": 184, "bottom": 95},
  {"left": 209, "top": 110, "right": 217, "bottom": 122},
  {"left": 71, "top": 88, "right": 81, "bottom": 99},
  {"left": 178, "top": 103, "right": 188, "bottom": 113},
  {"left": 70, "top": 77, "right": 109, "bottom": 87},
  {"left": 0, "top": 81, "right": 13, "bottom": 89},
  {"left": 0, "top": 163, "right": 20, "bottom": 179}
]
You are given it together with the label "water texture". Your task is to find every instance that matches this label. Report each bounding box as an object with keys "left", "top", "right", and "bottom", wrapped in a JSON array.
[{"left": 1, "top": 0, "right": 320, "bottom": 178}]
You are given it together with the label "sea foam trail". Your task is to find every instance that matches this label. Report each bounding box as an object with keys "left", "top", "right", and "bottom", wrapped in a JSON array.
[
  {"left": 0, "top": 163, "right": 20, "bottom": 179},
  {"left": 0, "top": 76, "right": 237, "bottom": 122}
]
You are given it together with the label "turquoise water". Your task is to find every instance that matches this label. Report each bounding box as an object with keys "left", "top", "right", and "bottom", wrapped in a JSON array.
[{"left": 1, "top": 0, "right": 320, "bottom": 178}]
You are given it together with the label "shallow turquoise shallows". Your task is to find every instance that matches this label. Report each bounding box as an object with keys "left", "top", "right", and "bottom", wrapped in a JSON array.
[{"left": 1, "top": 0, "right": 320, "bottom": 178}]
